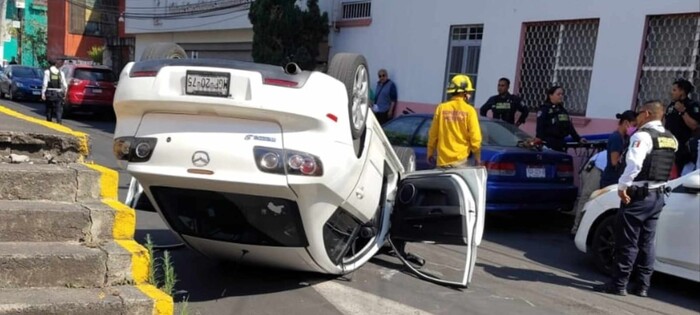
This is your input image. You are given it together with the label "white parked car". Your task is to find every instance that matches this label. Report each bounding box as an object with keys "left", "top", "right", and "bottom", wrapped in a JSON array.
[
  {"left": 113, "top": 43, "right": 487, "bottom": 287},
  {"left": 574, "top": 170, "right": 700, "bottom": 283}
]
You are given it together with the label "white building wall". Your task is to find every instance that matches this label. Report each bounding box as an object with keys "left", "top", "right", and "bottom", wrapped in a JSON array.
[{"left": 329, "top": 0, "right": 700, "bottom": 120}]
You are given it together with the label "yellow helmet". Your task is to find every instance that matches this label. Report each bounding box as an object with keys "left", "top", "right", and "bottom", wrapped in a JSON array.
[{"left": 446, "top": 74, "right": 475, "bottom": 94}]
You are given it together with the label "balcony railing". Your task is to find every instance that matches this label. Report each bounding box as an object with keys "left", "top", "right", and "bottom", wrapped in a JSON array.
[{"left": 341, "top": 1, "right": 371, "bottom": 20}]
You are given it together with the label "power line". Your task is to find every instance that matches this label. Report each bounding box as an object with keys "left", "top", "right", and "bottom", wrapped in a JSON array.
[
  {"left": 125, "top": 11, "right": 248, "bottom": 31},
  {"left": 64, "top": 0, "right": 252, "bottom": 20}
]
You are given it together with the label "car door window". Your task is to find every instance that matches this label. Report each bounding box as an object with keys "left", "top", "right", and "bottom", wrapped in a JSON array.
[
  {"left": 414, "top": 120, "right": 432, "bottom": 147},
  {"left": 382, "top": 117, "right": 424, "bottom": 146}
]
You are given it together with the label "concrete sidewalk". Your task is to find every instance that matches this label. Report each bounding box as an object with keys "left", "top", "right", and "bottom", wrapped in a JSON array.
[{"left": 0, "top": 105, "right": 91, "bottom": 163}]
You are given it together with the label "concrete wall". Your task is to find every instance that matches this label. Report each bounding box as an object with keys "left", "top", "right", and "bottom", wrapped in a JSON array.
[
  {"left": 132, "top": 28, "right": 253, "bottom": 61},
  {"left": 329, "top": 0, "right": 700, "bottom": 134}
]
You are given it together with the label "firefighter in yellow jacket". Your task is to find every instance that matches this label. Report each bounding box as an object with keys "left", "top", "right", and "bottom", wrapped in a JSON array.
[{"left": 427, "top": 74, "right": 483, "bottom": 168}]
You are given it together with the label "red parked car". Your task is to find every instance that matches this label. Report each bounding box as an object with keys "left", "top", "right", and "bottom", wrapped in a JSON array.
[{"left": 60, "top": 64, "right": 117, "bottom": 116}]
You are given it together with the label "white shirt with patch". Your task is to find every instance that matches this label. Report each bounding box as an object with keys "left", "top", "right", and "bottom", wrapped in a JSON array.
[{"left": 618, "top": 120, "right": 675, "bottom": 190}]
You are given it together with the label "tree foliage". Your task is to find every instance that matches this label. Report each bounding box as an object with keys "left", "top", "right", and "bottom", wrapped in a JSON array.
[{"left": 249, "top": 0, "right": 329, "bottom": 70}]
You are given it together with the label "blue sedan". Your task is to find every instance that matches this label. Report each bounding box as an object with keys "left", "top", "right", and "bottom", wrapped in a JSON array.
[
  {"left": 383, "top": 114, "right": 578, "bottom": 212},
  {"left": 0, "top": 65, "right": 44, "bottom": 101}
]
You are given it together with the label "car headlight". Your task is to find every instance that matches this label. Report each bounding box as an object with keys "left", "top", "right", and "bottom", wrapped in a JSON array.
[{"left": 15, "top": 82, "right": 24, "bottom": 88}]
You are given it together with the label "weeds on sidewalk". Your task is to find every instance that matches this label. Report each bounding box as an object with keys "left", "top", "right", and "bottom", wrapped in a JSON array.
[{"left": 145, "top": 233, "right": 190, "bottom": 315}]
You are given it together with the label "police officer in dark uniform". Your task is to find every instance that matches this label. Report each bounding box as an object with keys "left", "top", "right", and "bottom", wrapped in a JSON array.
[
  {"left": 664, "top": 79, "right": 700, "bottom": 174},
  {"left": 596, "top": 100, "right": 678, "bottom": 297},
  {"left": 536, "top": 86, "right": 586, "bottom": 152},
  {"left": 41, "top": 59, "right": 67, "bottom": 124},
  {"left": 480, "top": 78, "right": 529, "bottom": 126}
]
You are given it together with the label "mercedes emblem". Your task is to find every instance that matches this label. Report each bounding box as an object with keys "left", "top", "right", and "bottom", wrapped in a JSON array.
[{"left": 191, "top": 151, "right": 210, "bottom": 167}]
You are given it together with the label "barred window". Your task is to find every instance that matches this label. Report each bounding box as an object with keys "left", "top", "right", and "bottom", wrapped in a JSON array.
[
  {"left": 517, "top": 20, "right": 599, "bottom": 116},
  {"left": 444, "top": 25, "right": 483, "bottom": 101},
  {"left": 341, "top": 1, "right": 371, "bottom": 20},
  {"left": 636, "top": 14, "right": 700, "bottom": 107}
]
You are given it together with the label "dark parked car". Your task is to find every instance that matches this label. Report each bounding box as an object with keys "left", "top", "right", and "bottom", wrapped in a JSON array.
[
  {"left": 60, "top": 64, "right": 117, "bottom": 115},
  {"left": 383, "top": 114, "right": 579, "bottom": 212},
  {"left": 0, "top": 65, "right": 44, "bottom": 101}
]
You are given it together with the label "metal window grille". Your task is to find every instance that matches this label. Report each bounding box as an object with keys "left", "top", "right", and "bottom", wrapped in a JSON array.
[
  {"left": 341, "top": 1, "right": 371, "bottom": 20},
  {"left": 636, "top": 14, "right": 700, "bottom": 107},
  {"left": 444, "top": 25, "right": 483, "bottom": 101},
  {"left": 518, "top": 20, "right": 599, "bottom": 116}
]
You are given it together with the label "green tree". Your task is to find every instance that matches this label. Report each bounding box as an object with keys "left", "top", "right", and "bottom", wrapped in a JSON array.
[{"left": 249, "top": 0, "right": 329, "bottom": 70}]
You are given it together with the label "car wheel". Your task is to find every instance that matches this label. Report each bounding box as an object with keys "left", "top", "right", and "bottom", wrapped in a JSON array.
[
  {"left": 62, "top": 102, "right": 73, "bottom": 118},
  {"left": 140, "top": 42, "right": 188, "bottom": 61},
  {"left": 590, "top": 214, "right": 617, "bottom": 276},
  {"left": 8, "top": 87, "right": 16, "bottom": 101},
  {"left": 327, "top": 53, "right": 370, "bottom": 142},
  {"left": 393, "top": 146, "right": 416, "bottom": 173}
]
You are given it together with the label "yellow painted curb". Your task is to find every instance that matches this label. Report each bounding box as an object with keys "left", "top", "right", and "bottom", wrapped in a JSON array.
[
  {"left": 1, "top": 103, "right": 173, "bottom": 314},
  {"left": 89, "top": 165, "right": 174, "bottom": 315},
  {"left": 137, "top": 284, "right": 176, "bottom": 315},
  {"left": 84, "top": 163, "right": 119, "bottom": 199},
  {"left": 0, "top": 105, "right": 90, "bottom": 156}
]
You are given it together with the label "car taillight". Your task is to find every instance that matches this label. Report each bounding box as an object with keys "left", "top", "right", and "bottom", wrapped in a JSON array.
[
  {"left": 253, "top": 147, "right": 323, "bottom": 176},
  {"left": 557, "top": 163, "right": 574, "bottom": 177},
  {"left": 113, "top": 137, "right": 158, "bottom": 162},
  {"left": 70, "top": 79, "right": 82, "bottom": 86},
  {"left": 486, "top": 162, "right": 516, "bottom": 176},
  {"left": 263, "top": 78, "right": 299, "bottom": 87},
  {"left": 130, "top": 70, "right": 159, "bottom": 77}
]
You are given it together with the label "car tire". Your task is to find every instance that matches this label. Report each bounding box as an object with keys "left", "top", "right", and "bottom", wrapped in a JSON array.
[
  {"left": 327, "top": 53, "right": 370, "bottom": 142},
  {"left": 590, "top": 214, "right": 617, "bottom": 276},
  {"left": 8, "top": 87, "right": 16, "bottom": 101},
  {"left": 62, "top": 102, "right": 73, "bottom": 118},
  {"left": 140, "top": 42, "right": 188, "bottom": 61},
  {"left": 393, "top": 146, "right": 416, "bottom": 173}
]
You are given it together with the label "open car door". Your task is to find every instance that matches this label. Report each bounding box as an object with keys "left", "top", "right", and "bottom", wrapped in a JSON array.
[{"left": 388, "top": 167, "right": 487, "bottom": 288}]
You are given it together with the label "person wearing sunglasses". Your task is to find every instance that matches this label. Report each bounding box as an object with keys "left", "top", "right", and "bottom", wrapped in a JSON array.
[
  {"left": 480, "top": 77, "right": 529, "bottom": 126},
  {"left": 596, "top": 100, "right": 678, "bottom": 297},
  {"left": 372, "top": 69, "right": 398, "bottom": 124},
  {"left": 664, "top": 78, "right": 700, "bottom": 176}
]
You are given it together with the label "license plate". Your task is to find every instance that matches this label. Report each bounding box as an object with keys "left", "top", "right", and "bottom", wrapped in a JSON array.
[
  {"left": 185, "top": 70, "right": 230, "bottom": 97},
  {"left": 32, "top": 91, "right": 40, "bottom": 95},
  {"left": 92, "top": 88, "right": 102, "bottom": 94},
  {"left": 526, "top": 167, "right": 546, "bottom": 178}
]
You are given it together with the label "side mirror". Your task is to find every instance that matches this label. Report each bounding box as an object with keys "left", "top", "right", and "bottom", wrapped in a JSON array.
[{"left": 681, "top": 172, "right": 700, "bottom": 190}]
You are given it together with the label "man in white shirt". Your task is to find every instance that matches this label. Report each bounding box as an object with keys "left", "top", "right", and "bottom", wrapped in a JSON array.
[
  {"left": 596, "top": 100, "right": 678, "bottom": 297},
  {"left": 41, "top": 59, "right": 68, "bottom": 124},
  {"left": 570, "top": 150, "right": 607, "bottom": 236}
]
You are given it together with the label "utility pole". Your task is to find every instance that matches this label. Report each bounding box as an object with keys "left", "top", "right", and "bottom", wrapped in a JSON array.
[
  {"left": 17, "top": 1, "right": 23, "bottom": 65},
  {"left": 0, "top": 0, "right": 7, "bottom": 64}
]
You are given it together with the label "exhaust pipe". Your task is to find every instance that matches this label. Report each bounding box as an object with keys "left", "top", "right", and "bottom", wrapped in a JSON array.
[{"left": 284, "top": 62, "right": 301, "bottom": 75}]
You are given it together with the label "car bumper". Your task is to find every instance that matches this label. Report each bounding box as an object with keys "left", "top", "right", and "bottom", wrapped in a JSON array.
[
  {"left": 485, "top": 182, "right": 578, "bottom": 212},
  {"left": 14, "top": 88, "right": 42, "bottom": 100},
  {"left": 122, "top": 113, "right": 383, "bottom": 274}
]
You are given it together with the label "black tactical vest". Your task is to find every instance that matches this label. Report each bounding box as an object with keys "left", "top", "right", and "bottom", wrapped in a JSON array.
[
  {"left": 634, "top": 128, "right": 677, "bottom": 182},
  {"left": 48, "top": 71, "right": 61, "bottom": 89}
]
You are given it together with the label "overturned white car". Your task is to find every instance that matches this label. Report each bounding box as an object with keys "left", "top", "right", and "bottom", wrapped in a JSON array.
[{"left": 113, "top": 43, "right": 487, "bottom": 287}]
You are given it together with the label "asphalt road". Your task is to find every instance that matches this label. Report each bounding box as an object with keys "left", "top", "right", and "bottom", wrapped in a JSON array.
[{"left": 3, "top": 99, "right": 699, "bottom": 315}]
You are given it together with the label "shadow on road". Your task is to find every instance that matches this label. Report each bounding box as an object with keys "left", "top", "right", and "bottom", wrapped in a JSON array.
[
  {"left": 16, "top": 100, "right": 116, "bottom": 134},
  {"left": 135, "top": 229, "right": 338, "bottom": 303},
  {"left": 482, "top": 211, "right": 700, "bottom": 313}
]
